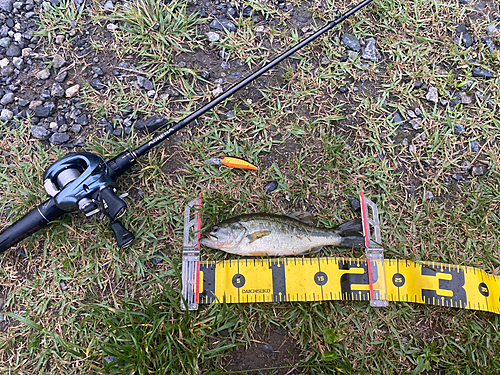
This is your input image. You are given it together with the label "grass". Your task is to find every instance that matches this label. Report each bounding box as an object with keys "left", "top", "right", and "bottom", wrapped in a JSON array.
[
  {"left": 103, "top": 0, "right": 205, "bottom": 80},
  {"left": 1, "top": 0, "right": 500, "bottom": 373},
  {"left": 34, "top": 0, "right": 86, "bottom": 44}
]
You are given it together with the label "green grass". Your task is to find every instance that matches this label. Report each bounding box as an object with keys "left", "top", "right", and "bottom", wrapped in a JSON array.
[
  {"left": 2, "top": 0, "right": 500, "bottom": 373},
  {"left": 105, "top": 0, "right": 205, "bottom": 80},
  {"left": 34, "top": 0, "right": 86, "bottom": 44}
]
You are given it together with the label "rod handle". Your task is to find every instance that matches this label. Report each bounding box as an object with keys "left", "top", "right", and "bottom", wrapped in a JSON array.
[{"left": 0, "top": 198, "right": 66, "bottom": 254}]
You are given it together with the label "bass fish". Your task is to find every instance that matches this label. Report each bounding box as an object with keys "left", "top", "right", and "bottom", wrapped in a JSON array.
[{"left": 200, "top": 213, "right": 365, "bottom": 256}]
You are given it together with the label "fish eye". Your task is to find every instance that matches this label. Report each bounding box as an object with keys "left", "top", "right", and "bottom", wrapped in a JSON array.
[{"left": 212, "top": 226, "right": 219, "bottom": 233}]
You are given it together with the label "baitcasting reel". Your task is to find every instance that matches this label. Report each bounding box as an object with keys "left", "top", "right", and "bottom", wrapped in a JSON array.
[
  {"left": 0, "top": 0, "right": 375, "bottom": 254},
  {"left": 0, "top": 152, "right": 135, "bottom": 252},
  {"left": 42, "top": 152, "right": 135, "bottom": 248}
]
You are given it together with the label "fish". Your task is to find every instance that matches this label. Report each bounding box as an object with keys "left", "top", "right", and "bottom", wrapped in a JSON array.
[{"left": 199, "top": 212, "right": 365, "bottom": 256}]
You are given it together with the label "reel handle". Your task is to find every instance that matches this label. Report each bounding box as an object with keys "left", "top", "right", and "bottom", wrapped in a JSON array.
[
  {"left": 0, "top": 198, "right": 67, "bottom": 254},
  {"left": 110, "top": 220, "right": 135, "bottom": 248}
]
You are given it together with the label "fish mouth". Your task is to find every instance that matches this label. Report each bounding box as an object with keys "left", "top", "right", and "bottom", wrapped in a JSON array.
[{"left": 199, "top": 232, "right": 216, "bottom": 245}]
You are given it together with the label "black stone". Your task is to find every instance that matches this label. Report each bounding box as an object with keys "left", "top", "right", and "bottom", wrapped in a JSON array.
[
  {"left": 471, "top": 165, "right": 487, "bottom": 176},
  {"left": 264, "top": 181, "right": 278, "bottom": 194},
  {"left": 90, "top": 78, "right": 106, "bottom": 90},
  {"left": 18, "top": 98, "right": 30, "bottom": 106},
  {"left": 481, "top": 36, "right": 495, "bottom": 53},
  {"left": 275, "top": 328, "right": 287, "bottom": 335},
  {"left": 453, "top": 124, "right": 465, "bottom": 135},
  {"left": 341, "top": 33, "right": 361, "bottom": 52},
  {"left": 261, "top": 344, "right": 275, "bottom": 356},
  {"left": 76, "top": 114, "right": 89, "bottom": 126},
  {"left": 210, "top": 16, "right": 237, "bottom": 32},
  {"left": 92, "top": 66, "right": 104, "bottom": 76},
  {"left": 449, "top": 96, "right": 461, "bottom": 108},
  {"left": 470, "top": 140, "right": 480, "bottom": 153},
  {"left": 348, "top": 197, "right": 361, "bottom": 212},
  {"left": 6, "top": 44, "right": 21, "bottom": 57},
  {"left": 472, "top": 67, "right": 494, "bottom": 78},
  {"left": 393, "top": 112, "right": 404, "bottom": 125},
  {"left": 15, "top": 109, "right": 27, "bottom": 119},
  {"left": 31, "top": 125, "right": 51, "bottom": 140},
  {"left": 137, "top": 76, "right": 154, "bottom": 91},
  {"left": 456, "top": 23, "right": 473, "bottom": 47},
  {"left": 34, "top": 105, "right": 51, "bottom": 118},
  {"left": 56, "top": 114, "right": 66, "bottom": 126},
  {"left": 242, "top": 6, "right": 254, "bottom": 17},
  {"left": 41, "top": 89, "right": 51, "bottom": 99}
]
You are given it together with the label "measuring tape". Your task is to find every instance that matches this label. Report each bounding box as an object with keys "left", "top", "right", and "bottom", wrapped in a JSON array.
[
  {"left": 181, "top": 193, "right": 500, "bottom": 314},
  {"left": 195, "top": 257, "right": 499, "bottom": 314}
]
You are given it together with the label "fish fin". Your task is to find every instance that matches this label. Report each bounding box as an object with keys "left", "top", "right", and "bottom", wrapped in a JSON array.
[
  {"left": 339, "top": 236, "right": 365, "bottom": 248},
  {"left": 334, "top": 218, "right": 362, "bottom": 236},
  {"left": 286, "top": 211, "right": 316, "bottom": 226},
  {"left": 247, "top": 230, "right": 271, "bottom": 243},
  {"left": 249, "top": 251, "right": 269, "bottom": 256},
  {"left": 334, "top": 218, "right": 365, "bottom": 248},
  {"left": 309, "top": 246, "right": 323, "bottom": 254}
]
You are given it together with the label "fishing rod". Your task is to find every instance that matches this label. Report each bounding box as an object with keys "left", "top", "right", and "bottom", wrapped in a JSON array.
[{"left": 0, "top": 0, "right": 375, "bottom": 253}]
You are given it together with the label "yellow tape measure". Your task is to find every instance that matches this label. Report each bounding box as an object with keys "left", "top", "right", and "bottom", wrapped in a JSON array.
[
  {"left": 196, "top": 257, "right": 500, "bottom": 314},
  {"left": 180, "top": 192, "right": 499, "bottom": 314}
]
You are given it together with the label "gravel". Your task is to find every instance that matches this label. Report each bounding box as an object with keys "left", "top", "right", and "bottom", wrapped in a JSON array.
[
  {"left": 425, "top": 86, "right": 439, "bottom": 103},
  {"left": 361, "top": 38, "right": 382, "bottom": 62},
  {"left": 6, "top": 44, "right": 21, "bottom": 57},
  {"left": 0, "top": 92, "right": 14, "bottom": 105},
  {"left": 137, "top": 76, "right": 154, "bottom": 90},
  {"left": 456, "top": 23, "right": 474, "bottom": 47},
  {"left": 50, "top": 132, "right": 70, "bottom": 145},
  {"left": 0, "top": 108, "right": 13, "bottom": 120},
  {"left": 210, "top": 16, "right": 237, "bottom": 32},
  {"left": 341, "top": 34, "right": 361, "bottom": 52},
  {"left": 51, "top": 83, "right": 65, "bottom": 97},
  {"left": 31, "top": 125, "right": 51, "bottom": 140},
  {"left": 454, "top": 124, "right": 465, "bottom": 135},
  {"left": 66, "top": 84, "right": 80, "bottom": 98},
  {"left": 0, "top": 0, "right": 14, "bottom": 12},
  {"left": 90, "top": 78, "right": 106, "bottom": 90},
  {"left": 52, "top": 54, "right": 66, "bottom": 68},
  {"left": 472, "top": 67, "right": 494, "bottom": 78},
  {"left": 36, "top": 69, "right": 51, "bottom": 80}
]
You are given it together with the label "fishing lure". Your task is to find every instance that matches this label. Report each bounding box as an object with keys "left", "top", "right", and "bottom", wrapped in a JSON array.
[{"left": 204, "top": 156, "right": 258, "bottom": 171}]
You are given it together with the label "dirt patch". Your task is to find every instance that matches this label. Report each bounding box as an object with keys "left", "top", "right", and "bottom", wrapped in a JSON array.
[{"left": 224, "top": 326, "right": 303, "bottom": 374}]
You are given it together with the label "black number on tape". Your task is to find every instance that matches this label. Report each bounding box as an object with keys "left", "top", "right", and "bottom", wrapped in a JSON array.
[
  {"left": 314, "top": 271, "right": 328, "bottom": 286},
  {"left": 232, "top": 274, "right": 246, "bottom": 288},
  {"left": 421, "top": 265, "right": 467, "bottom": 308},
  {"left": 392, "top": 273, "right": 405, "bottom": 287},
  {"left": 270, "top": 260, "right": 287, "bottom": 302},
  {"left": 339, "top": 260, "right": 379, "bottom": 301},
  {"left": 478, "top": 282, "right": 489, "bottom": 297}
]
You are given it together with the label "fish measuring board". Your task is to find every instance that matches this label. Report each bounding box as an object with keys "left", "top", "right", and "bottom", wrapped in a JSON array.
[{"left": 196, "top": 257, "right": 500, "bottom": 314}]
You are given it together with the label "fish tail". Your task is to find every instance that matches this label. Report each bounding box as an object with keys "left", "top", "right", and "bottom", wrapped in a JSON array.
[{"left": 334, "top": 218, "right": 365, "bottom": 249}]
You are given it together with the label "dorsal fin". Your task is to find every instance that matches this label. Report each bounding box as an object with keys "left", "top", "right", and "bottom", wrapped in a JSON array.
[{"left": 286, "top": 211, "right": 316, "bottom": 226}]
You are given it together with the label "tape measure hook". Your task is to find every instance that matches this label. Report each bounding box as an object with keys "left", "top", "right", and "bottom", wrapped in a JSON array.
[
  {"left": 181, "top": 196, "right": 202, "bottom": 311},
  {"left": 360, "top": 192, "right": 389, "bottom": 308}
]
